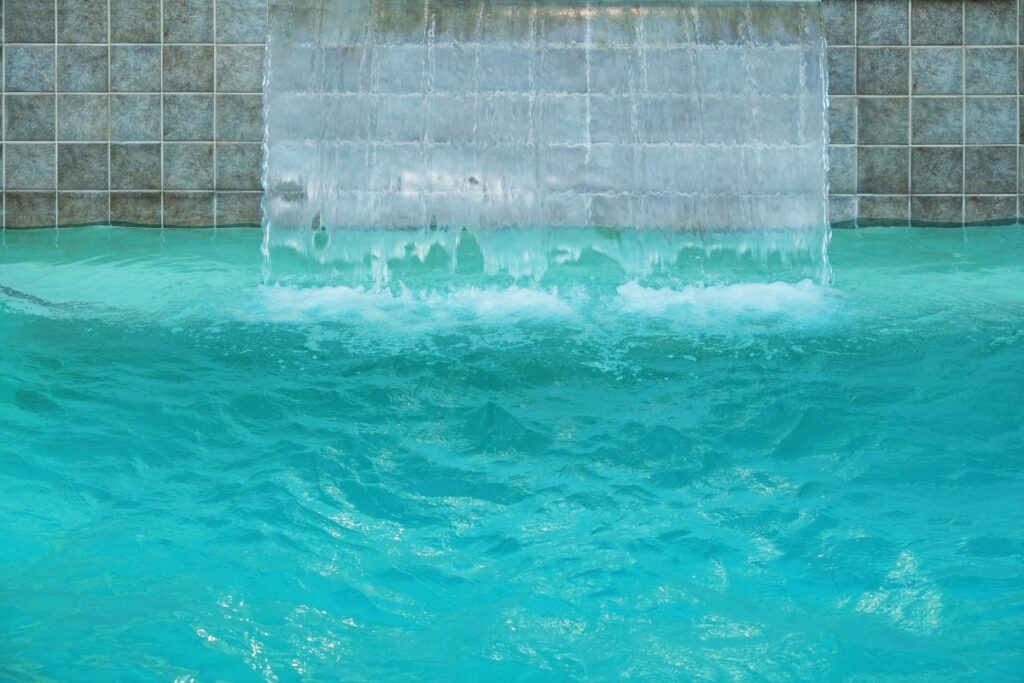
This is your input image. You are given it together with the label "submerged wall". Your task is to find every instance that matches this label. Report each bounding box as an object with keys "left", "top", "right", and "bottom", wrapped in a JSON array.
[{"left": 1, "top": 0, "right": 1023, "bottom": 228}]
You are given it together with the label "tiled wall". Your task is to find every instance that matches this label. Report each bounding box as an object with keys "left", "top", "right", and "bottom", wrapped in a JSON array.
[
  {"left": 1, "top": 0, "right": 267, "bottom": 228},
  {"left": 825, "top": 0, "right": 1023, "bottom": 226},
  {"left": 4, "top": 0, "right": 1023, "bottom": 229}
]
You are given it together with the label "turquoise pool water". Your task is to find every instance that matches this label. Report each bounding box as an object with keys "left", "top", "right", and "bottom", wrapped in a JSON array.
[{"left": 1, "top": 226, "right": 1022, "bottom": 681}]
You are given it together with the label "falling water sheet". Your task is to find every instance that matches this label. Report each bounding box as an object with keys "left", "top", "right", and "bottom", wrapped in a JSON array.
[{"left": 263, "top": 0, "right": 830, "bottom": 264}]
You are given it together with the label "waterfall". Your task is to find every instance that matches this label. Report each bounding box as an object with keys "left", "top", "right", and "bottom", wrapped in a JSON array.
[{"left": 262, "top": 1, "right": 829, "bottom": 277}]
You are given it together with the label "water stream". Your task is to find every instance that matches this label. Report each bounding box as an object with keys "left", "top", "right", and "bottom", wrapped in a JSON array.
[{"left": 262, "top": 1, "right": 829, "bottom": 269}]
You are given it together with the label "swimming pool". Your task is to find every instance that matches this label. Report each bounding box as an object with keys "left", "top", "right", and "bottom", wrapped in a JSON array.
[{"left": 1, "top": 226, "right": 1022, "bottom": 681}]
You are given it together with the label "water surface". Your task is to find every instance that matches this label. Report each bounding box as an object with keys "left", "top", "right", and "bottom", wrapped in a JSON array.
[{"left": 1, "top": 226, "right": 1022, "bottom": 681}]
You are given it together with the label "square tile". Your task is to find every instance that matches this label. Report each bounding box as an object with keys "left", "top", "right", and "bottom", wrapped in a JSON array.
[
  {"left": 965, "top": 146, "right": 1017, "bottom": 193},
  {"left": 911, "top": 48, "right": 963, "bottom": 95},
  {"left": 964, "top": 0, "right": 1017, "bottom": 44},
  {"left": 59, "top": 192, "right": 108, "bottom": 226},
  {"left": 5, "top": 96, "right": 57, "bottom": 141},
  {"left": 58, "top": 0, "right": 109, "bottom": 44},
  {"left": 57, "top": 46, "right": 109, "bottom": 93},
  {"left": 858, "top": 97, "right": 909, "bottom": 145},
  {"left": 911, "top": 146, "right": 963, "bottom": 193},
  {"left": 217, "top": 0, "right": 269, "bottom": 44},
  {"left": 164, "top": 46, "right": 215, "bottom": 92},
  {"left": 110, "top": 95, "right": 161, "bottom": 141},
  {"left": 110, "top": 192, "right": 162, "bottom": 226},
  {"left": 375, "top": 46, "right": 429, "bottom": 95},
  {"left": 216, "top": 46, "right": 265, "bottom": 93},
  {"left": 164, "top": 0, "right": 215, "bottom": 43},
  {"left": 829, "top": 195, "right": 857, "bottom": 227},
  {"left": 858, "top": 0, "right": 910, "bottom": 46},
  {"left": 5, "top": 1, "right": 56, "bottom": 43},
  {"left": 858, "top": 48, "right": 909, "bottom": 95},
  {"left": 911, "top": 97, "right": 963, "bottom": 144},
  {"left": 164, "top": 192, "right": 215, "bottom": 227},
  {"left": 164, "top": 143, "right": 215, "bottom": 190},
  {"left": 432, "top": 48, "right": 478, "bottom": 94},
  {"left": 216, "top": 143, "right": 262, "bottom": 190},
  {"left": 822, "top": 0, "right": 855, "bottom": 45},
  {"left": 911, "top": 195, "right": 963, "bottom": 226},
  {"left": 827, "top": 47, "right": 855, "bottom": 95},
  {"left": 375, "top": 95, "right": 424, "bottom": 143},
  {"left": 912, "top": 0, "right": 964, "bottom": 45},
  {"left": 589, "top": 6, "right": 640, "bottom": 47},
  {"left": 965, "top": 97, "right": 1017, "bottom": 143},
  {"left": 858, "top": 146, "right": 909, "bottom": 194},
  {"left": 111, "top": 46, "right": 162, "bottom": 93},
  {"left": 110, "top": 144, "right": 161, "bottom": 190},
  {"left": 6, "top": 46, "right": 56, "bottom": 92},
  {"left": 539, "top": 49, "right": 588, "bottom": 93},
  {"left": 216, "top": 192, "right": 262, "bottom": 226},
  {"left": 698, "top": 48, "right": 747, "bottom": 94},
  {"left": 591, "top": 49, "right": 643, "bottom": 95},
  {"left": 964, "top": 48, "right": 1017, "bottom": 94},
  {"left": 6, "top": 144, "right": 57, "bottom": 190},
  {"left": 110, "top": 0, "right": 161, "bottom": 43},
  {"left": 58, "top": 143, "right": 109, "bottom": 190},
  {"left": 828, "top": 96, "right": 856, "bottom": 144},
  {"left": 58, "top": 94, "right": 109, "bottom": 141},
  {"left": 4, "top": 192, "right": 57, "bottom": 228},
  {"left": 858, "top": 195, "right": 910, "bottom": 227},
  {"left": 538, "top": 7, "right": 587, "bottom": 44},
  {"left": 828, "top": 145, "right": 856, "bottom": 194},
  {"left": 216, "top": 95, "right": 263, "bottom": 142},
  {"left": 965, "top": 195, "right": 1017, "bottom": 224},
  {"left": 164, "top": 95, "right": 215, "bottom": 141}
]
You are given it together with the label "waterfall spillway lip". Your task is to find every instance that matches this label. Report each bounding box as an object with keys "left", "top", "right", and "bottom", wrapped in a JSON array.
[{"left": 262, "top": 0, "right": 830, "bottom": 249}]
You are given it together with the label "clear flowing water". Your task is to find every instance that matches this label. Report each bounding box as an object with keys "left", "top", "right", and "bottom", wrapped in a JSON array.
[
  {"left": 1, "top": 226, "right": 1023, "bottom": 681},
  {"left": 264, "top": 0, "right": 828, "bottom": 235}
]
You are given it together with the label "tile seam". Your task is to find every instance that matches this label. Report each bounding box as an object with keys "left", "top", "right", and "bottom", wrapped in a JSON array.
[
  {"left": 161, "top": 0, "right": 165, "bottom": 230},
  {"left": 108, "top": 0, "right": 112, "bottom": 225},
  {"left": 2, "top": 0, "right": 6, "bottom": 231},
  {"left": 214, "top": 0, "right": 218, "bottom": 228},
  {"left": 54, "top": 0, "right": 59, "bottom": 228}
]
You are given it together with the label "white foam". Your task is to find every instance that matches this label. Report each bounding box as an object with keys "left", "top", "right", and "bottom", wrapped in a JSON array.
[
  {"left": 255, "top": 283, "right": 578, "bottom": 324},
  {"left": 615, "top": 280, "right": 828, "bottom": 319}
]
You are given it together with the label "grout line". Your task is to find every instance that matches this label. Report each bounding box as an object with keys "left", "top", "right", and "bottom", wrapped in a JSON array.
[
  {"left": 2, "top": 0, "right": 5, "bottom": 231},
  {"left": 853, "top": 0, "right": 859, "bottom": 226},
  {"left": 54, "top": 0, "right": 59, "bottom": 229},
  {"left": 160, "top": 0, "right": 165, "bottom": 231},
  {"left": 962, "top": 0, "right": 966, "bottom": 225},
  {"left": 10, "top": 42, "right": 267, "bottom": 47},
  {"left": 907, "top": 0, "right": 912, "bottom": 224},
  {"left": 108, "top": 0, "right": 112, "bottom": 226},
  {"left": 214, "top": 0, "right": 218, "bottom": 228}
]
